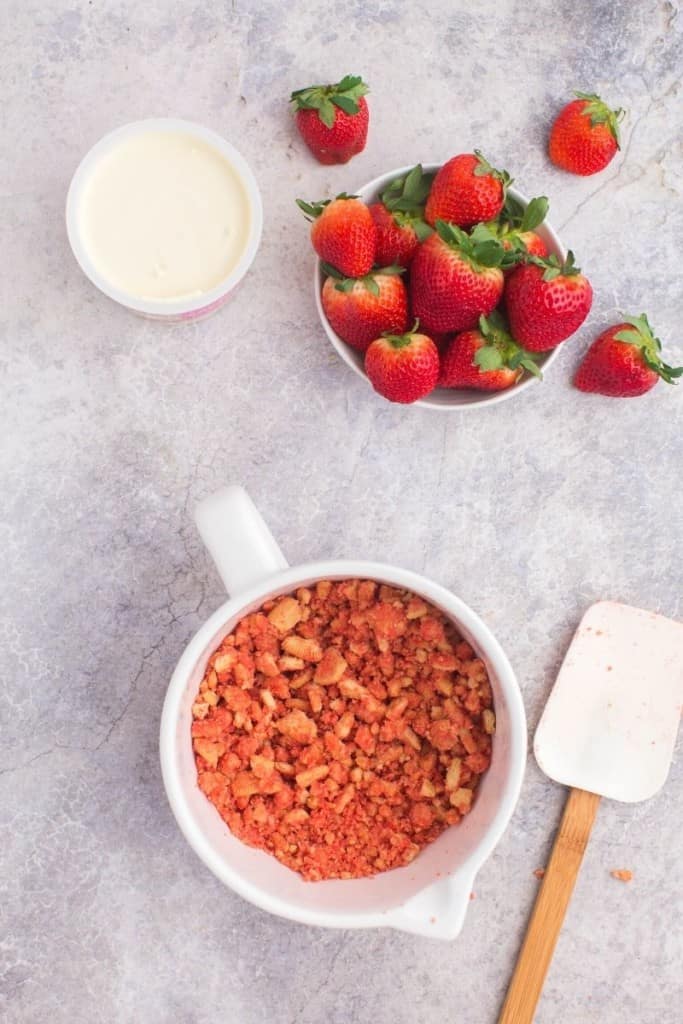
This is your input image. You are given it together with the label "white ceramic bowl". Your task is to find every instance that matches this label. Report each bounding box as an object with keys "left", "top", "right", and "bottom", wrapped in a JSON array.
[
  {"left": 315, "top": 164, "right": 565, "bottom": 410},
  {"left": 160, "top": 485, "right": 527, "bottom": 939},
  {"left": 66, "top": 119, "right": 263, "bottom": 322}
]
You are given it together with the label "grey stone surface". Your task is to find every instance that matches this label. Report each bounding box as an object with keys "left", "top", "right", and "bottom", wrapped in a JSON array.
[{"left": 1, "top": 1, "right": 682, "bottom": 1021}]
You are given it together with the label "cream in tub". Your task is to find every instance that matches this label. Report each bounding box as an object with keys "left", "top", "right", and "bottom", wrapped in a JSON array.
[{"left": 66, "top": 119, "right": 262, "bottom": 321}]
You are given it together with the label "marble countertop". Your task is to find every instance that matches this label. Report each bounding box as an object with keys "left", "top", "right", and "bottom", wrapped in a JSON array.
[{"left": 2, "top": 1, "right": 682, "bottom": 1021}]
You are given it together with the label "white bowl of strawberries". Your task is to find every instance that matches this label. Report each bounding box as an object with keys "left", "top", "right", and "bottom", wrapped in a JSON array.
[{"left": 303, "top": 155, "right": 593, "bottom": 408}]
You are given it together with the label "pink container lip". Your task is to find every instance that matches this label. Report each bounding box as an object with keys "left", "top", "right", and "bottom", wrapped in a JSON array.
[{"left": 66, "top": 118, "right": 263, "bottom": 321}]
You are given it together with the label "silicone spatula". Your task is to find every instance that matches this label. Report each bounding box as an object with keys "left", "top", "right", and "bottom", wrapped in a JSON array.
[{"left": 499, "top": 601, "right": 683, "bottom": 1024}]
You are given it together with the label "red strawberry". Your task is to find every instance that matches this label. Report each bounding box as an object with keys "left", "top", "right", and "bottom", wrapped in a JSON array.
[
  {"left": 321, "top": 266, "right": 408, "bottom": 352},
  {"left": 505, "top": 252, "right": 593, "bottom": 351},
  {"left": 425, "top": 151, "right": 510, "bottom": 228},
  {"left": 493, "top": 195, "right": 550, "bottom": 272},
  {"left": 290, "top": 75, "right": 369, "bottom": 165},
  {"left": 574, "top": 314, "right": 682, "bottom": 397},
  {"left": 549, "top": 91, "right": 624, "bottom": 176},
  {"left": 365, "top": 325, "right": 440, "bottom": 403},
  {"left": 369, "top": 203, "right": 421, "bottom": 268},
  {"left": 510, "top": 231, "right": 548, "bottom": 261},
  {"left": 297, "top": 195, "right": 376, "bottom": 278},
  {"left": 440, "top": 312, "right": 541, "bottom": 392},
  {"left": 410, "top": 222, "right": 507, "bottom": 334},
  {"left": 369, "top": 165, "right": 434, "bottom": 267}
]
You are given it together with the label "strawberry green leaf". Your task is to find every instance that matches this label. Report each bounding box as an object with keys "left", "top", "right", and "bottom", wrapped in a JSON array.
[
  {"left": 436, "top": 221, "right": 506, "bottom": 268},
  {"left": 613, "top": 329, "right": 644, "bottom": 346},
  {"left": 574, "top": 90, "right": 625, "bottom": 147},
  {"left": 320, "top": 260, "right": 344, "bottom": 279},
  {"left": 331, "top": 94, "right": 360, "bottom": 115},
  {"left": 318, "top": 98, "right": 336, "bottom": 128},
  {"left": 500, "top": 193, "right": 525, "bottom": 225},
  {"left": 474, "top": 345, "right": 504, "bottom": 371},
  {"left": 381, "top": 165, "right": 434, "bottom": 213},
  {"left": 477, "top": 311, "right": 542, "bottom": 377},
  {"left": 372, "top": 264, "right": 406, "bottom": 276},
  {"left": 473, "top": 149, "right": 513, "bottom": 190},
  {"left": 296, "top": 198, "right": 330, "bottom": 220},
  {"left": 472, "top": 242, "right": 505, "bottom": 267},
  {"left": 435, "top": 220, "right": 467, "bottom": 247},
  {"left": 336, "top": 74, "right": 365, "bottom": 94},
  {"left": 291, "top": 77, "right": 368, "bottom": 125},
  {"left": 613, "top": 312, "right": 681, "bottom": 384},
  {"left": 403, "top": 164, "right": 430, "bottom": 203},
  {"left": 469, "top": 224, "right": 506, "bottom": 267},
  {"left": 293, "top": 94, "right": 322, "bottom": 110},
  {"left": 519, "top": 196, "right": 549, "bottom": 233},
  {"left": 412, "top": 218, "right": 433, "bottom": 242},
  {"left": 621, "top": 313, "right": 654, "bottom": 339},
  {"left": 520, "top": 356, "right": 542, "bottom": 379},
  {"left": 481, "top": 310, "right": 506, "bottom": 334},
  {"left": 533, "top": 250, "right": 580, "bottom": 280}
]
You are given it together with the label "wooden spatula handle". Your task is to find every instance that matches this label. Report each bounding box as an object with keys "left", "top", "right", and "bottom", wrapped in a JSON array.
[{"left": 498, "top": 787, "right": 601, "bottom": 1024}]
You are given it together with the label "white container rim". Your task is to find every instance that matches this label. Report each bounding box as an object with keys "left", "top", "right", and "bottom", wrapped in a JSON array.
[
  {"left": 160, "top": 550, "right": 527, "bottom": 935},
  {"left": 65, "top": 118, "right": 263, "bottom": 316}
]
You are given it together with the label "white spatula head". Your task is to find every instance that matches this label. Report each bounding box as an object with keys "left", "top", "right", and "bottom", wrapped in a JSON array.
[{"left": 534, "top": 602, "right": 683, "bottom": 803}]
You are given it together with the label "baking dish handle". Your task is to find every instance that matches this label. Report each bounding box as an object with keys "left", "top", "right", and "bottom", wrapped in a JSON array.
[
  {"left": 385, "top": 870, "right": 477, "bottom": 940},
  {"left": 195, "top": 485, "right": 289, "bottom": 597}
]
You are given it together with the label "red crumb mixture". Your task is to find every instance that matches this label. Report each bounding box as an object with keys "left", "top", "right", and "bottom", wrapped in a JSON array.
[{"left": 191, "top": 579, "right": 495, "bottom": 881}]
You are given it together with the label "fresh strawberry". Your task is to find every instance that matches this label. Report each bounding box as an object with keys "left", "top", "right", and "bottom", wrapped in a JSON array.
[
  {"left": 440, "top": 312, "right": 541, "bottom": 391},
  {"left": 369, "top": 165, "right": 434, "bottom": 267},
  {"left": 505, "top": 252, "right": 593, "bottom": 351},
  {"left": 297, "top": 195, "right": 376, "bottom": 278},
  {"left": 574, "top": 314, "right": 682, "bottom": 397},
  {"left": 410, "top": 222, "right": 508, "bottom": 334},
  {"left": 369, "top": 203, "right": 421, "bottom": 268},
  {"left": 549, "top": 91, "right": 624, "bottom": 176},
  {"left": 290, "top": 75, "right": 369, "bottom": 165},
  {"left": 425, "top": 151, "right": 510, "bottom": 228},
  {"left": 321, "top": 265, "right": 408, "bottom": 352},
  {"left": 493, "top": 195, "right": 549, "bottom": 271},
  {"left": 364, "top": 324, "right": 440, "bottom": 403}
]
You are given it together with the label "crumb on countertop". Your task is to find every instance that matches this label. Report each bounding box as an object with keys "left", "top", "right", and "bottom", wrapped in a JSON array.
[
  {"left": 610, "top": 869, "right": 633, "bottom": 882},
  {"left": 533, "top": 867, "right": 545, "bottom": 879}
]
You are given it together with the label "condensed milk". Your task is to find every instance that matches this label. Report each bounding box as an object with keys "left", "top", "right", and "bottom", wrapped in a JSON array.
[{"left": 66, "top": 119, "right": 262, "bottom": 320}]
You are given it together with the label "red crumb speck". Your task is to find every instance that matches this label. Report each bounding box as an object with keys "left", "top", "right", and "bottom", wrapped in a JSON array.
[
  {"left": 606, "top": 665, "right": 612, "bottom": 671},
  {"left": 430, "top": 916, "right": 437, "bottom": 924},
  {"left": 192, "top": 579, "right": 495, "bottom": 881},
  {"left": 610, "top": 869, "right": 633, "bottom": 883},
  {"left": 469, "top": 891, "right": 476, "bottom": 900},
  {"left": 533, "top": 867, "right": 546, "bottom": 879}
]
